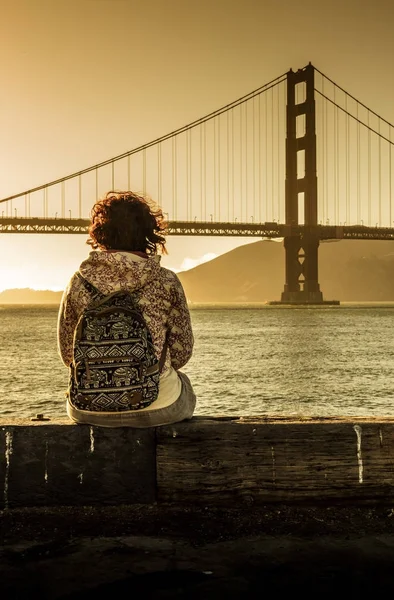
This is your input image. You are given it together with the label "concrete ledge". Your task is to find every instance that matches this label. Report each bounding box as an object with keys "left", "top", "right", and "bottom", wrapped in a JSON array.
[
  {"left": 0, "top": 420, "right": 156, "bottom": 508},
  {"left": 1, "top": 416, "right": 394, "bottom": 508}
]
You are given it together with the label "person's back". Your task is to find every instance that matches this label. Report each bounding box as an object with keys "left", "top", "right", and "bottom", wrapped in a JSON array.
[{"left": 57, "top": 191, "right": 196, "bottom": 427}]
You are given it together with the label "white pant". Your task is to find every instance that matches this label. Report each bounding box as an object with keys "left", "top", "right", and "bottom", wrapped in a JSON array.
[{"left": 66, "top": 372, "right": 196, "bottom": 428}]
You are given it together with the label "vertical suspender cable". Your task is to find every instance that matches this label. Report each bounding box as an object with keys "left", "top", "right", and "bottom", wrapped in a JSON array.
[
  {"left": 204, "top": 123, "right": 207, "bottom": 221},
  {"left": 258, "top": 93, "right": 261, "bottom": 222},
  {"left": 111, "top": 162, "right": 115, "bottom": 191},
  {"left": 335, "top": 84, "right": 345, "bottom": 225},
  {"left": 321, "top": 80, "right": 324, "bottom": 223},
  {"left": 346, "top": 95, "right": 350, "bottom": 225},
  {"left": 245, "top": 101, "right": 248, "bottom": 222},
  {"left": 277, "top": 84, "right": 280, "bottom": 223},
  {"left": 78, "top": 175, "right": 82, "bottom": 218},
  {"left": 284, "top": 80, "right": 287, "bottom": 222},
  {"left": 227, "top": 110, "right": 230, "bottom": 222},
  {"left": 213, "top": 119, "right": 217, "bottom": 220},
  {"left": 174, "top": 137, "right": 178, "bottom": 219},
  {"left": 326, "top": 83, "right": 329, "bottom": 224},
  {"left": 218, "top": 115, "right": 221, "bottom": 221},
  {"left": 171, "top": 137, "right": 175, "bottom": 219},
  {"left": 333, "top": 86, "right": 337, "bottom": 225},
  {"left": 336, "top": 84, "right": 340, "bottom": 225},
  {"left": 143, "top": 149, "right": 147, "bottom": 196},
  {"left": 323, "top": 78, "right": 327, "bottom": 224},
  {"left": 390, "top": 128, "right": 392, "bottom": 226},
  {"left": 158, "top": 143, "right": 162, "bottom": 208},
  {"left": 252, "top": 96, "right": 255, "bottom": 222},
  {"left": 185, "top": 131, "right": 190, "bottom": 220},
  {"left": 95, "top": 169, "right": 98, "bottom": 205},
  {"left": 189, "top": 130, "right": 192, "bottom": 219},
  {"left": 378, "top": 120, "right": 382, "bottom": 226},
  {"left": 271, "top": 87, "right": 274, "bottom": 220},
  {"left": 368, "top": 111, "right": 371, "bottom": 226},
  {"left": 327, "top": 80, "right": 330, "bottom": 224},
  {"left": 357, "top": 102, "right": 360, "bottom": 224},
  {"left": 316, "top": 75, "right": 320, "bottom": 222},
  {"left": 200, "top": 123, "right": 203, "bottom": 221},
  {"left": 265, "top": 93, "right": 268, "bottom": 220},
  {"left": 61, "top": 181, "right": 65, "bottom": 218},
  {"left": 239, "top": 105, "right": 242, "bottom": 221},
  {"left": 231, "top": 108, "right": 235, "bottom": 221},
  {"left": 127, "top": 155, "right": 131, "bottom": 190},
  {"left": 318, "top": 75, "right": 322, "bottom": 222}
]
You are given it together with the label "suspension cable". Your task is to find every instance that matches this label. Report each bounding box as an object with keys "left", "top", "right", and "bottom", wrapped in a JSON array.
[
  {"left": 1, "top": 74, "right": 287, "bottom": 204},
  {"left": 315, "top": 90, "right": 394, "bottom": 145},
  {"left": 315, "top": 68, "right": 394, "bottom": 129}
]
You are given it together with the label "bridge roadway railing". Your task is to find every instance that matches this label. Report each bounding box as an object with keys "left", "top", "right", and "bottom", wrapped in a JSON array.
[{"left": 2, "top": 217, "right": 394, "bottom": 240}]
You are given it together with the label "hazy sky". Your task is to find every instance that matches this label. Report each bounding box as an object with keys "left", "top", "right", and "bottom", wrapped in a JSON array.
[{"left": 1, "top": 0, "right": 394, "bottom": 291}]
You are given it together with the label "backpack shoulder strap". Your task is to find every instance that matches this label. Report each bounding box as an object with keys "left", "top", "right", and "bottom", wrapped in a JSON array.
[{"left": 76, "top": 272, "right": 105, "bottom": 302}]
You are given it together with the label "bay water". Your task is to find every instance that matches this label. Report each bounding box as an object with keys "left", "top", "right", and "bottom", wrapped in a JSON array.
[{"left": 1, "top": 304, "right": 394, "bottom": 419}]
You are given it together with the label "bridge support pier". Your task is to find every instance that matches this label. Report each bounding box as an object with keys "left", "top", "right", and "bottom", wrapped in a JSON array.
[
  {"left": 272, "top": 63, "right": 338, "bottom": 305},
  {"left": 280, "top": 234, "right": 324, "bottom": 304}
]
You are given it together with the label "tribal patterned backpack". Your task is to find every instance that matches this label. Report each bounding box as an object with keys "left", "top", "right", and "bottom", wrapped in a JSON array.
[{"left": 68, "top": 273, "right": 160, "bottom": 412}]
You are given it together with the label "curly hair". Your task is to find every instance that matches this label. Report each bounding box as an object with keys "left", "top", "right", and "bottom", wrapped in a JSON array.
[{"left": 87, "top": 191, "right": 167, "bottom": 254}]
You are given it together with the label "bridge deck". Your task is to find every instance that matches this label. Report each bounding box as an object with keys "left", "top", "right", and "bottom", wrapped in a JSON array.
[{"left": 1, "top": 217, "right": 394, "bottom": 240}]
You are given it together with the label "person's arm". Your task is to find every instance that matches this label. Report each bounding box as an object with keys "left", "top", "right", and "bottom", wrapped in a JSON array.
[
  {"left": 57, "top": 278, "right": 79, "bottom": 367},
  {"left": 166, "top": 274, "right": 194, "bottom": 370}
]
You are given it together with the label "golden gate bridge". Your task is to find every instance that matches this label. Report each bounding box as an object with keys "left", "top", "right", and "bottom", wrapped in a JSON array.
[{"left": 1, "top": 63, "right": 393, "bottom": 303}]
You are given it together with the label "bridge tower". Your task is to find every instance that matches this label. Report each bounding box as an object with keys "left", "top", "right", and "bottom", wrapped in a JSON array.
[{"left": 279, "top": 63, "right": 329, "bottom": 304}]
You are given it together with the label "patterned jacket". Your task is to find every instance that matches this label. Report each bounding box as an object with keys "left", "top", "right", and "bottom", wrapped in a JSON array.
[{"left": 57, "top": 250, "right": 194, "bottom": 374}]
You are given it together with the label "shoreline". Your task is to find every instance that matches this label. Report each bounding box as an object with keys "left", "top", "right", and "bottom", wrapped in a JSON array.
[{"left": 3, "top": 301, "right": 394, "bottom": 308}]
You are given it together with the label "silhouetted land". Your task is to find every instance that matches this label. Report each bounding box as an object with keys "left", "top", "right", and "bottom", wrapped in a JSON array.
[
  {"left": 179, "top": 239, "right": 394, "bottom": 303},
  {"left": 0, "top": 288, "right": 63, "bottom": 304},
  {"left": 2, "top": 239, "right": 394, "bottom": 304}
]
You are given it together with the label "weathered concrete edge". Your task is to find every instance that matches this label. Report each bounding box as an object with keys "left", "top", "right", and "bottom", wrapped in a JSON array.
[
  {"left": 4, "top": 415, "right": 394, "bottom": 425},
  {"left": 1, "top": 416, "right": 394, "bottom": 509}
]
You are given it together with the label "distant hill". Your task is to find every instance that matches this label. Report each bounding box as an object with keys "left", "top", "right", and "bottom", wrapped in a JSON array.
[
  {"left": 0, "top": 289, "right": 63, "bottom": 304},
  {"left": 177, "top": 239, "right": 394, "bottom": 302},
  {"left": 2, "top": 239, "right": 394, "bottom": 304}
]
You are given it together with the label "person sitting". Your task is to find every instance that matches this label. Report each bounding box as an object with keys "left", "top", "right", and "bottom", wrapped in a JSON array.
[{"left": 57, "top": 190, "right": 196, "bottom": 427}]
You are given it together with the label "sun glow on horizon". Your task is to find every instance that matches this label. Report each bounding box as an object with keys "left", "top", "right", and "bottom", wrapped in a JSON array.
[
  {"left": 0, "top": 265, "right": 66, "bottom": 293},
  {"left": 0, "top": 250, "right": 221, "bottom": 293},
  {"left": 178, "top": 253, "right": 218, "bottom": 272}
]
